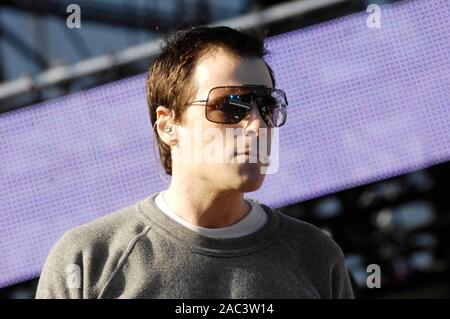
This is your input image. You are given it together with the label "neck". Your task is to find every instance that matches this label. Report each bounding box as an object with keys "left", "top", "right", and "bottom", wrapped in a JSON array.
[{"left": 163, "top": 176, "right": 250, "bottom": 228}]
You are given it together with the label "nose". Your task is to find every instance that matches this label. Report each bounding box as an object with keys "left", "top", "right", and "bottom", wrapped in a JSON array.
[{"left": 241, "top": 105, "right": 266, "bottom": 136}]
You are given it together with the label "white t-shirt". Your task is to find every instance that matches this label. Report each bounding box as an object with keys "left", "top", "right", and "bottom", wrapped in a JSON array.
[{"left": 154, "top": 191, "right": 267, "bottom": 239}]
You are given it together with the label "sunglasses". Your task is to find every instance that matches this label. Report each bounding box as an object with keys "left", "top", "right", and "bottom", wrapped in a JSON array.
[{"left": 186, "top": 85, "right": 288, "bottom": 127}]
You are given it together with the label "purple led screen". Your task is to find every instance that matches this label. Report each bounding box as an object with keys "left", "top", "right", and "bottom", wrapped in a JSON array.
[{"left": 1, "top": 0, "right": 450, "bottom": 288}]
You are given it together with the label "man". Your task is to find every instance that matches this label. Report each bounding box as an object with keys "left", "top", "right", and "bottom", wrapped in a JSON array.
[{"left": 36, "top": 26, "right": 354, "bottom": 299}]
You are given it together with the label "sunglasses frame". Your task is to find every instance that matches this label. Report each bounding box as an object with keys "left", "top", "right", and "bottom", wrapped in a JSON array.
[{"left": 185, "top": 84, "right": 288, "bottom": 127}]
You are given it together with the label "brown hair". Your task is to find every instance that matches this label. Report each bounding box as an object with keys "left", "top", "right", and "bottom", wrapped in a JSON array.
[{"left": 145, "top": 25, "right": 275, "bottom": 175}]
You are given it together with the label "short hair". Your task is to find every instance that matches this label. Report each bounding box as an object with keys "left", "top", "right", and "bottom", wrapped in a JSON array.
[{"left": 145, "top": 25, "right": 276, "bottom": 175}]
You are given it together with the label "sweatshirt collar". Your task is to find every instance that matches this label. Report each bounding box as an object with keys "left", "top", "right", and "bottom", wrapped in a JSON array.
[{"left": 136, "top": 192, "right": 284, "bottom": 257}]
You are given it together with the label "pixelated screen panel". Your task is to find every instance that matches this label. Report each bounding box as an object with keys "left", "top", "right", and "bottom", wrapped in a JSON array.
[{"left": 1, "top": 0, "right": 450, "bottom": 288}]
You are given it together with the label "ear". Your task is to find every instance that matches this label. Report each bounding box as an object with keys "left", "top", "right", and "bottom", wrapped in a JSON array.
[{"left": 155, "top": 106, "right": 178, "bottom": 146}]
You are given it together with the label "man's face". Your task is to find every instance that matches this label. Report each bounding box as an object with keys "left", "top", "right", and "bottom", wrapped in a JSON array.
[{"left": 172, "top": 47, "right": 274, "bottom": 193}]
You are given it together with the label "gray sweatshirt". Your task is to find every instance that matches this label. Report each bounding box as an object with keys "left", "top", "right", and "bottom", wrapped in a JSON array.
[{"left": 35, "top": 192, "right": 354, "bottom": 299}]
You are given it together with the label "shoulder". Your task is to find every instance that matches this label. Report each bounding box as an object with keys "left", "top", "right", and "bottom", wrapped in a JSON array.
[
  {"left": 40, "top": 198, "right": 150, "bottom": 295},
  {"left": 52, "top": 200, "right": 146, "bottom": 255},
  {"left": 281, "top": 212, "right": 343, "bottom": 256},
  {"left": 265, "top": 206, "right": 354, "bottom": 298},
  {"left": 256, "top": 200, "right": 345, "bottom": 264}
]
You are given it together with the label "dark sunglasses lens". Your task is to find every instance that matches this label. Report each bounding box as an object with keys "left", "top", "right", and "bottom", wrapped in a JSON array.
[
  {"left": 257, "top": 90, "right": 287, "bottom": 127},
  {"left": 206, "top": 88, "right": 250, "bottom": 124}
]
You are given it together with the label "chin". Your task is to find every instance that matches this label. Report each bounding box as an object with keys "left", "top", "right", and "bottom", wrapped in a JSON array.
[
  {"left": 237, "top": 181, "right": 264, "bottom": 193},
  {"left": 234, "top": 164, "right": 266, "bottom": 192},
  {"left": 219, "top": 179, "right": 264, "bottom": 193}
]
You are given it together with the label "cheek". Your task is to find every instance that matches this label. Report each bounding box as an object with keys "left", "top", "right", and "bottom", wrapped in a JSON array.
[
  {"left": 176, "top": 115, "right": 225, "bottom": 161},
  {"left": 258, "top": 128, "right": 272, "bottom": 154},
  {"left": 202, "top": 125, "right": 232, "bottom": 162}
]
